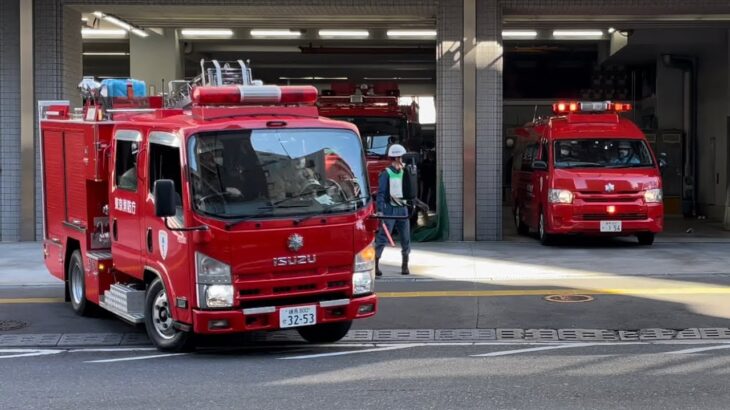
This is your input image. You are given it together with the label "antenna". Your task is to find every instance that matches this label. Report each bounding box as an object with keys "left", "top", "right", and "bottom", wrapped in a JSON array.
[{"left": 532, "top": 105, "right": 538, "bottom": 123}]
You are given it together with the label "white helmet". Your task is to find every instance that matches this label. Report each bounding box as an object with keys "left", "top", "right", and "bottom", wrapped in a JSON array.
[{"left": 387, "top": 144, "right": 407, "bottom": 158}]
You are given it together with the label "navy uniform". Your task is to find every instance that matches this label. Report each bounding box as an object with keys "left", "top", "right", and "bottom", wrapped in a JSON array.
[{"left": 375, "top": 144, "right": 411, "bottom": 276}]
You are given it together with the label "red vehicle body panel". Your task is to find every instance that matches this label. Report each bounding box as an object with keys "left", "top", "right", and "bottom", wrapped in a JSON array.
[
  {"left": 511, "top": 112, "right": 664, "bottom": 239},
  {"left": 41, "top": 102, "right": 378, "bottom": 336}
]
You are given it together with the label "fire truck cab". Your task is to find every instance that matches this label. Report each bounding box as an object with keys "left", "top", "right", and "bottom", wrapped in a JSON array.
[
  {"left": 41, "top": 61, "right": 379, "bottom": 350},
  {"left": 511, "top": 101, "right": 665, "bottom": 246}
]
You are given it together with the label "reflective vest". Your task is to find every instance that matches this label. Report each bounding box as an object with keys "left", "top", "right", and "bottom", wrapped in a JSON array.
[{"left": 386, "top": 168, "right": 405, "bottom": 206}]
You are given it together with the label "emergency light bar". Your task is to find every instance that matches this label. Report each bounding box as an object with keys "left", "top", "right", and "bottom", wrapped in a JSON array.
[
  {"left": 552, "top": 101, "right": 632, "bottom": 115},
  {"left": 191, "top": 85, "right": 318, "bottom": 106}
]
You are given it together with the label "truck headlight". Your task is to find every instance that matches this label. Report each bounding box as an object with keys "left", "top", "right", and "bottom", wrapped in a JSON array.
[
  {"left": 548, "top": 189, "right": 574, "bottom": 204},
  {"left": 205, "top": 284, "right": 234, "bottom": 308},
  {"left": 196, "top": 252, "right": 233, "bottom": 308},
  {"left": 644, "top": 188, "right": 663, "bottom": 203},
  {"left": 353, "top": 243, "right": 375, "bottom": 296}
]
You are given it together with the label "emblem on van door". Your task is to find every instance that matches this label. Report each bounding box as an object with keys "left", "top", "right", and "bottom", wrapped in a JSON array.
[
  {"left": 288, "top": 234, "right": 304, "bottom": 252},
  {"left": 605, "top": 183, "right": 615, "bottom": 193}
]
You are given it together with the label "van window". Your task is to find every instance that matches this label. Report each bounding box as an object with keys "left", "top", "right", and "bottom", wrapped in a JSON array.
[
  {"left": 149, "top": 144, "right": 184, "bottom": 223},
  {"left": 115, "top": 140, "right": 138, "bottom": 191},
  {"left": 521, "top": 144, "right": 538, "bottom": 171},
  {"left": 554, "top": 139, "right": 654, "bottom": 169}
]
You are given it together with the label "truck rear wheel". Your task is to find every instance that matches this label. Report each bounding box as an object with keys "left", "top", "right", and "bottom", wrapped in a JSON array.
[
  {"left": 144, "top": 278, "right": 191, "bottom": 351},
  {"left": 297, "top": 321, "right": 352, "bottom": 344},
  {"left": 538, "top": 211, "right": 554, "bottom": 246},
  {"left": 514, "top": 206, "right": 529, "bottom": 235},
  {"left": 68, "top": 250, "right": 93, "bottom": 316}
]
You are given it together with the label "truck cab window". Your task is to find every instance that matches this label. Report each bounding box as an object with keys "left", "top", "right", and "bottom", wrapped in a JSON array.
[
  {"left": 115, "top": 140, "right": 139, "bottom": 191},
  {"left": 149, "top": 143, "right": 184, "bottom": 223}
]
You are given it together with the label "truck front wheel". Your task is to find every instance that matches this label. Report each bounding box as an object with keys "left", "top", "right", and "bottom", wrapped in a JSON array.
[
  {"left": 68, "top": 250, "right": 93, "bottom": 316},
  {"left": 297, "top": 321, "right": 352, "bottom": 343},
  {"left": 144, "top": 278, "right": 191, "bottom": 351}
]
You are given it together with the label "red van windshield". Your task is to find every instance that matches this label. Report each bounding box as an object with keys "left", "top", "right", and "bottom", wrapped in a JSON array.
[{"left": 554, "top": 139, "right": 654, "bottom": 169}]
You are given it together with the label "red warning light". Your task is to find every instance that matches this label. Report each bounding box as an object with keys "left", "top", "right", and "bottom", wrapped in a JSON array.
[{"left": 607, "top": 205, "right": 616, "bottom": 214}]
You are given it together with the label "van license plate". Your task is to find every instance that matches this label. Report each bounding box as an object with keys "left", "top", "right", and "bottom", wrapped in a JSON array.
[
  {"left": 279, "top": 305, "right": 317, "bottom": 329},
  {"left": 600, "top": 221, "right": 622, "bottom": 232}
]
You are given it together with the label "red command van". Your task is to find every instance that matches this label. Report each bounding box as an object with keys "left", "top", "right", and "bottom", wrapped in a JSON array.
[{"left": 511, "top": 101, "right": 665, "bottom": 246}]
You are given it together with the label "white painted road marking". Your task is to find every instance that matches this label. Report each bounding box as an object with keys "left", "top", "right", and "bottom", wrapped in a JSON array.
[
  {"left": 68, "top": 347, "right": 158, "bottom": 353},
  {"left": 665, "top": 345, "right": 730, "bottom": 355},
  {"left": 85, "top": 353, "right": 188, "bottom": 363},
  {"left": 471, "top": 343, "right": 598, "bottom": 357},
  {"left": 0, "top": 349, "right": 62, "bottom": 359},
  {"left": 279, "top": 344, "right": 417, "bottom": 360}
]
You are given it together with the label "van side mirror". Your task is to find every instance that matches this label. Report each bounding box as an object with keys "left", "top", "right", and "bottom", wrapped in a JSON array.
[
  {"left": 532, "top": 160, "right": 548, "bottom": 171},
  {"left": 658, "top": 153, "right": 668, "bottom": 169},
  {"left": 153, "top": 179, "right": 176, "bottom": 218}
]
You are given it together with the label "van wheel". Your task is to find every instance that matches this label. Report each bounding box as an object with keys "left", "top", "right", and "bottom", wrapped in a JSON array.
[
  {"left": 538, "top": 212, "right": 553, "bottom": 246},
  {"left": 514, "top": 207, "right": 529, "bottom": 235},
  {"left": 637, "top": 233, "right": 655, "bottom": 246},
  {"left": 297, "top": 321, "right": 352, "bottom": 344},
  {"left": 144, "top": 278, "right": 192, "bottom": 351},
  {"left": 68, "top": 250, "right": 93, "bottom": 316}
]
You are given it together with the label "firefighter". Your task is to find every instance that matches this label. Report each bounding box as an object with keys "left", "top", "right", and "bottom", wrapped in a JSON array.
[{"left": 375, "top": 144, "right": 411, "bottom": 276}]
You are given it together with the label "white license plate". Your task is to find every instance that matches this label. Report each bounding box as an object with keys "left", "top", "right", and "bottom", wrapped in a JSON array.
[
  {"left": 279, "top": 305, "right": 317, "bottom": 329},
  {"left": 600, "top": 221, "right": 622, "bottom": 233}
]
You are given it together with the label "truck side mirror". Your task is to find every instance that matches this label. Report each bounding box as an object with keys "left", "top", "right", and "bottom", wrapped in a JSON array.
[
  {"left": 153, "top": 179, "right": 177, "bottom": 218},
  {"left": 532, "top": 160, "right": 548, "bottom": 171}
]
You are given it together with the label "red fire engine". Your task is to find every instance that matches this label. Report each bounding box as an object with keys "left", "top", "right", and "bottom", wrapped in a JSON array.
[
  {"left": 317, "top": 81, "right": 419, "bottom": 194},
  {"left": 40, "top": 61, "right": 382, "bottom": 351}
]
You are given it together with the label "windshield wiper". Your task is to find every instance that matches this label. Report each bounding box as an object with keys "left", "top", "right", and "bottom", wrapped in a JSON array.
[
  {"left": 605, "top": 163, "right": 652, "bottom": 168},
  {"left": 559, "top": 163, "right": 605, "bottom": 168},
  {"left": 224, "top": 202, "right": 311, "bottom": 230},
  {"left": 294, "top": 197, "right": 367, "bottom": 225}
]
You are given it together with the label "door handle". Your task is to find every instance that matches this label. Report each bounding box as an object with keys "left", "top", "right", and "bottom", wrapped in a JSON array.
[
  {"left": 112, "top": 219, "right": 118, "bottom": 241},
  {"left": 146, "top": 227, "right": 153, "bottom": 253}
]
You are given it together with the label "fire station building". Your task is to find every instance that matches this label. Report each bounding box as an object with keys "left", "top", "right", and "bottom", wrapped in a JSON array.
[{"left": 2, "top": 0, "right": 730, "bottom": 242}]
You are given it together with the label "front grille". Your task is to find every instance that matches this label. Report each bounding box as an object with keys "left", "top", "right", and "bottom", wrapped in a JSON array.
[
  {"left": 582, "top": 197, "right": 637, "bottom": 203},
  {"left": 581, "top": 213, "right": 647, "bottom": 221}
]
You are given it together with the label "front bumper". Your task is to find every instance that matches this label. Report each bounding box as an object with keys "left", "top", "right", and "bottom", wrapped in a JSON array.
[
  {"left": 547, "top": 203, "right": 663, "bottom": 235},
  {"left": 191, "top": 294, "right": 377, "bottom": 334}
]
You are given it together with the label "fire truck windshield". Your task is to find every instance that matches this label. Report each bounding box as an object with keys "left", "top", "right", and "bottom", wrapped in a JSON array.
[
  {"left": 334, "top": 117, "right": 406, "bottom": 156},
  {"left": 188, "top": 128, "right": 369, "bottom": 219},
  {"left": 554, "top": 139, "right": 654, "bottom": 169}
]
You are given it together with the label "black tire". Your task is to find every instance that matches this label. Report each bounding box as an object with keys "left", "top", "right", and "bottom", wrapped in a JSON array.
[
  {"left": 538, "top": 211, "right": 554, "bottom": 246},
  {"left": 68, "top": 250, "right": 93, "bottom": 316},
  {"left": 297, "top": 321, "right": 352, "bottom": 344},
  {"left": 514, "top": 206, "right": 529, "bottom": 236},
  {"left": 637, "top": 232, "right": 655, "bottom": 246},
  {"left": 144, "top": 278, "right": 192, "bottom": 351}
]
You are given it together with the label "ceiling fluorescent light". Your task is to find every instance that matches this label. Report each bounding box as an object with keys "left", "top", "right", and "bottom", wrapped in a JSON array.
[
  {"left": 250, "top": 29, "right": 301, "bottom": 38},
  {"left": 103, "top": 15, "right": 132, "bottom": 31},
  {"left": 81, "top": 28, "right": 128, "bottom": 38},
  {"left": 552, "top": 30, "right": 604, "bottom": 38},
  {"left": 318, "top": 29, "right": 369, "bottom": 38},
  {"left": 386, "top": 30, "right": 437, "bottom": 38},
  {"left": 131, "top": 28, "right": 149, "bottom": 38},
  {"left": 502, "top": 30, "right": 538, "bottom": 39},
  {"left": 82, "top": 52, "right": 130, "bottom": 56},
  {"left": 180, "top": 29, "right": 234, "bottom": 38}
]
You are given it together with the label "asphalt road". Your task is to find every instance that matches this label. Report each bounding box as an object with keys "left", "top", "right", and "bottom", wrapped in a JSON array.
[{"left": 2, "top": 342, "right": 730, "bottom": 409}]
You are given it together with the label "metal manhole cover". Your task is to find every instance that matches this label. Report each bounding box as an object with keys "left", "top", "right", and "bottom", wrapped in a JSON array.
[
  {"left": 544, "top": 294, "right": 594, "bottom": 303},
  {"left": 0, "top": 320, "right": 28, "bottom": 331}
]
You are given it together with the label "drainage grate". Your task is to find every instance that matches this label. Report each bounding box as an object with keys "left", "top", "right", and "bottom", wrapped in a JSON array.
[
  {"left": 0, "top": 334, "right": 61, "bottom": 347},
  {"left": 675, "top": 328, "right": 701, "bottom": 340},
  {"left": 342, "top": 330, "right": 374, "bottom": 342},
  {"left": 525, "top": 329, "right": 559, "bottom": 341},
  {"left": 436, "top": 329, "right": 496, "bottom": 341},
  {"left": 699, "top": 328, "right": 730, "bottom": 339},
  {"left": 639, "top": 328, "right": 676, "bottom": 341},
  {"left": 559, "top": 329, "right": 618, "bottom": 341},
  {"left": 57, "top": 333, "right": 123, "bottom": 346},
  {"left": 121, "top": 333, "right": 151, "bottom": 346},
  {"left": 374, "top": 329, "right": 434, "bottom": 342},
  {"left": 618, "top": 330, "right": 640, "bottom": 341},
  {"left": 0, "top": 320, "right": 28, "bottom": 332},
  {"left": 545, "top": 295, "right": 594, "bottom": 303},
  {"left": 264, "top": 330, "right": 303, "bottom": 343},
  {"left": 497, "top": 329, "right": 525, "bottom": 340}
]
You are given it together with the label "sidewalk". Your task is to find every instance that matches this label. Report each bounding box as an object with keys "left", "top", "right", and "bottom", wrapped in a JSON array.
[{"left": 2, "top": 239, "right": 729, "bottom": 287}]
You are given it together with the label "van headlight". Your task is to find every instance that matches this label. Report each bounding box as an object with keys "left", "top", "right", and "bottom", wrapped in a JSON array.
[
  {"left": 353, "top": 243, "right": 375, "bottom": 296},
  {"left": 644, "top": 189, "right": 663, "bottom": 203},
  {"left": 548, "top": 189, "right": 574, "bottom": 204},
  {"left": 196, "top": 252, "right": 233, "bottom": 308}
]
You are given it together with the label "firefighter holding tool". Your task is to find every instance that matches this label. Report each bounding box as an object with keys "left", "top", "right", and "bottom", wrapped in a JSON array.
[{"left": 375, "top": 144, "right": 411, "bottom": 276}]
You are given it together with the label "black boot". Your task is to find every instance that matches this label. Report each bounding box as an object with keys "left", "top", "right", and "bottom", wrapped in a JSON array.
[
  {"left": 375, "top": 257, "right": 383, "bottom": 277},
  {"left": 401, "top": 255, "right": 410, "bottom": 275}
]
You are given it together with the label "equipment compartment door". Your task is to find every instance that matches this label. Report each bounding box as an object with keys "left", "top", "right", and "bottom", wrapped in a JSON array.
[{"left": 110, "top": 132, "right": 143, "bottom": 276}]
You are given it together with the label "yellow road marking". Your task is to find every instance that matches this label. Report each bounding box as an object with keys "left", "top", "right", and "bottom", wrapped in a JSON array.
[
  {"left": 2, "top": 286, "right": 730, "bottom": 304},
  {"left": 0, "top": 298, "right": 65, "bottom": 304},
  {"left": 378, "top": 287, "right": 730, "bottom": 298}
]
